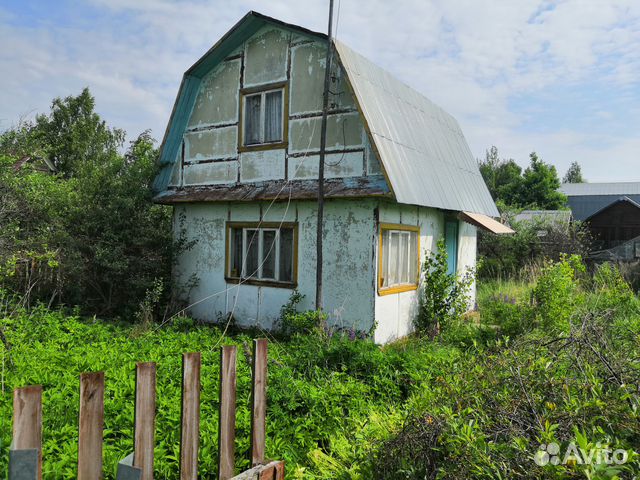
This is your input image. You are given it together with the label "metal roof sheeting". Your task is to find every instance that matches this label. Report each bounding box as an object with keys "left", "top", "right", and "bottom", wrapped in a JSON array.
[
  {"left": 560, "top": 182, "right": 640, "bottom": 196},
  {"left": 335, "top": 40, "right": 498, "bottom": 217},
  {"left": 514, "top": 210, "right": 572, "bottom": 223}
]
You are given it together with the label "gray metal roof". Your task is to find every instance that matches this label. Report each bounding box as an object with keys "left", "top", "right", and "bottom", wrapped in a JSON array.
[
  {"left": 560, "top": 182, "right": 640, "bottom": 196},
  {"left": 514, "top": 210, "right": 572, "bottom": 223},
  {"left": 335, "top": 40, "right": 499, "bottom": 217}
]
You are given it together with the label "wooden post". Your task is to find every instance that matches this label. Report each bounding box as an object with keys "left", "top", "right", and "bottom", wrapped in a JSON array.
[
  {"left": 218, "top": 346, "right": 237, "bottom": 480},
  {"left": 250, "top": 339, "right": 267, "bottom": 466},
  {"left": 258, "top": 461, "right": 285, "bottom": 480},
  {"left": 12, "top": 385, "right": 43, "bottom": 479},
  {"left": 78, "top": 372, "right": 104, "bottom": 480},
  {"left": 134, "top": 362, "right": 156, "bottom": 480},
  {"left": 180, "top": 353, "right": 201, "bottom": 480}
]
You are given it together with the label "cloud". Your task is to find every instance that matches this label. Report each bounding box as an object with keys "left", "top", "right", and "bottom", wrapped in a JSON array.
[{"left": 1, "top": 0, "right": 639, "bottom": 181}]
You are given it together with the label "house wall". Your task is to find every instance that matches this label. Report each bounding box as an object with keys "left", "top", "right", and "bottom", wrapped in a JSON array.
[
  {"left": 373, "top": 201, "right": 477, "bottom": 344},
  {"left": 173, "top": 198, "right": 377, "bottom": 332},
  {"left": 168, "top": 25, "right": 383, "bottom": 189}
]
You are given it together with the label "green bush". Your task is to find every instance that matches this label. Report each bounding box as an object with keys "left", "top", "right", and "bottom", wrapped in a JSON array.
[
  {"left": 416, "top": 240, "right": 474, "bottom": 336},
  {"left": 278, "top": 290, "right": 327, "bottom": 336}
]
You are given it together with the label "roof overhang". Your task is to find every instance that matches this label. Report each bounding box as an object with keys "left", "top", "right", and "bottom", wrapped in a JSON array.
[{"left": 459, "top": 211, "right": 514, "bottom": 234}]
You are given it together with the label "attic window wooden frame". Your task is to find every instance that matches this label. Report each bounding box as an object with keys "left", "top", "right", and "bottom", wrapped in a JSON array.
[
  {"left": 225, "top": 221, "right": 298, "bottom": 288},
  {"left": 238, "top": 82, "right": 289, "bottom": 153},
  {"left": 377, "top": 223, "right": 420, "bottom": 296}
]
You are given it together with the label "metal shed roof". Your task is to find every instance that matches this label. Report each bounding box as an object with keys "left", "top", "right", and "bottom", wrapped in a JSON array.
[
  {"left": 559, "top": 182, "right": 640, "bottom": 196},
  {"left": 514, "top": 210, "right": 572, "bottom": 223},
  {"left": 335, "top": 40, "right": 498, "bottom": 217}
]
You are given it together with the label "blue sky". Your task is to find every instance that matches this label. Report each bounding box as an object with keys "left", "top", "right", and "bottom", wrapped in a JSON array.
[{"left": 1, "top": 0, "right": 639, "bottom": 181}]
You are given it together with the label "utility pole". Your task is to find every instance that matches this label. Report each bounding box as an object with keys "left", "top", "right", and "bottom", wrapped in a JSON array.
[{"left": 316, "top": 0, "right": 334, "bottom": 311}]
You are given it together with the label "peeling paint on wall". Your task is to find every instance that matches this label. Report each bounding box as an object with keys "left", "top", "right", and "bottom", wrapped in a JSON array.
[
  {"left": 184, "top": 127, "right": 237, "bottom": 161},
  {"left": 240, "top": 149, "right": 285, "bottom": 182},
  {"left": 289, "top": 152, "right": 364, "bottom": 180},
  {"left": 184, "top": 161, "right": 237, "bottom": 186},
  {"left": 288, "top": 112, "right": 363, "bottom": 153},
  {"left": 244, "top": 27, "right": 289, "bottom": 87},
  {"left": 188, "top": 59, "right": 240, "bottom": 128}
]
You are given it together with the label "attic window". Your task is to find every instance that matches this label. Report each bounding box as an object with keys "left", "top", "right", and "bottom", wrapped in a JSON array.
[
  {"left": 226, "top": 222, "right": 297, "bottom": 287},
  {"left": 378, "top": 224, "right": 420, "bottom": 295},
  {"left": 240, "top": 84, "right": 287, "bottom": 151}
]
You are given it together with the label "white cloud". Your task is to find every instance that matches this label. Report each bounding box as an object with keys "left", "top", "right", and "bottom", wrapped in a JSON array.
[{"left": 1, "top": 0, "right": 639, "bottom": 180}]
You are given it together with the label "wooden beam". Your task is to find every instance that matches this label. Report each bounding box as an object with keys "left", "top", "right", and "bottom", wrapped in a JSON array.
[
  {"left": 12, "top": 385, "right": 43, "bottom": 479},
  {"left": 78, "top": 372, "right": 104, "bottom": 480},
  {"left": 180, "top": 353, "right": 201, "bottom": 480},
  {"left": 134, "top": 362, "right": 156, "bottom": 480},
  {"left": 218, "top": 346, "right": 237, "bottom": 480},
  {"left": 250, "top": 339, "right": 268, "bottom": 466}
]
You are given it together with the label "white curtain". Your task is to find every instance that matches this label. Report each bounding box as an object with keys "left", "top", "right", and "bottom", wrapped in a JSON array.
[{"left": 264, "top": 90, "right": 282, "bottom": 142}]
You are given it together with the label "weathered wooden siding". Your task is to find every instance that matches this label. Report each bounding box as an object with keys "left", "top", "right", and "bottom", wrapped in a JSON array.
[{"left": 167, "top": 24, "right": 381, "bottom": 192}]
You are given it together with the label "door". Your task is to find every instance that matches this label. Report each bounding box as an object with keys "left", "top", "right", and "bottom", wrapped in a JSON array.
[{"left": 445, "top": 220, "right": 458, "bottom": 276}]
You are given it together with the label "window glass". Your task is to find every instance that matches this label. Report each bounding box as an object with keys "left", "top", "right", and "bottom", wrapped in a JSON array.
[
  {"left": 264, "top": 90, "right": 283, "bottom": 142},
  {"left": 244, "top": 229, "right": 259, "bottom": 278},
  {"left": 244, "top": 94, "right": 262, "bottom": 145},
  {"left": 262, "top": 230, "right": 277, "bottom": 279},
  {"left": 279, "top": 228, "right": 294, "bottom": 282},
  {"left": 380, "top": 226, "right": 419, "bottom": 291}
]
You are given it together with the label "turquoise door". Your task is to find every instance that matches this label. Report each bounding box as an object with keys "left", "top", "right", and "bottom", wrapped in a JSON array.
[{"left": 445, "top": 220, "right": 458, "bottom": 276}]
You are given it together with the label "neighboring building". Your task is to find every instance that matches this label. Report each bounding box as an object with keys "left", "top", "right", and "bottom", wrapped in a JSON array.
[
  {"left": 153, "top": 12, "right": 509, "bottom": 343},
  {"left": 560, "top": 182, "right": 640, "bottom": 258},
  {"left": 514, "top": 210, "right": 572, "bottom": 226}
]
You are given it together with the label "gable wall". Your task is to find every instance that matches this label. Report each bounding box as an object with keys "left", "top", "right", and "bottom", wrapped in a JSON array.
[{"left": 168, "top": 26, "right": 383, "bottom": 189}]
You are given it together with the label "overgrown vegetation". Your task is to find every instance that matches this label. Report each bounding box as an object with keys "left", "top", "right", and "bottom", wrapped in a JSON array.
[
  {"left": 2, "top": 256, "right": 637, "bottom": 479},
  {"left": 0, "top": 89, "right": 179, "bottom": 319}
]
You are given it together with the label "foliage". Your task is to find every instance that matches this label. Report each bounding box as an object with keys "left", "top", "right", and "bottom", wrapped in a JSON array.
[
  {"left": 478, "top": 146, "right": 567, "bottom": 210},
  {"left": 416, "top": 240, "right": 474, "bottom": 336},
  {"left": 478, "top": 211, "right": 593, "bottom": 280},
  {"left": 278, "top": 290, "right": 327, "bottom": 336},
  {"left": 562, "top": 160, "right": 585, "bottom": 184},
  {"left": 0, "top": 90, "right": 177, "bottom": 319}
]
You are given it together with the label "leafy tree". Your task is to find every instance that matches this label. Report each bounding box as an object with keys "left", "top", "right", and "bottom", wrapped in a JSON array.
[
  {"left": 517, "top": 152, "right": 567, "bottom": 209},
  {"left": 0, "top": 89, "right": 177, "bottom": 318},
  {"left": 478, "top": 146, "right": 523, "bottom": 207},
  {"left": 562, "top": 161, "right": 585, "bottom": 183}
]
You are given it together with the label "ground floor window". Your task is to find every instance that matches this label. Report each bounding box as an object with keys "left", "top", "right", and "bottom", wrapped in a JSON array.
[
  {"left": 226, "top": 222, "right": 297, "bottom": 285},
  {"left": 378, "top": 224, "right": 419, "bottom": 295}
]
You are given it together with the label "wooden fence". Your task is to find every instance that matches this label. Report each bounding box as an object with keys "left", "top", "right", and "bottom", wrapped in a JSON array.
[{"left": 8, "top": 338, "right": 284, "bottom": 480}]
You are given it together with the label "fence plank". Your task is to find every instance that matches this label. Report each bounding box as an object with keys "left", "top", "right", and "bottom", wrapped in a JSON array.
[
  {"left": 78, "top": 372, "right": 105, "bottom": 480},
  {"left": 180, "top": 352, "right": 201, "bottom": 480},
  {"left": 134, "top": 362, "right": 156, "bottom": 480},
  {"left": 258, "top": 461, "right": 284, "bottom": 480},
  {"left": 250, "top": 339, "right": 268, "bottom": 467},
  {"left": 12, "top": 385, "right": 42, "bottom": 480},
  {"left": 218, "top": 346, "right": 237, "bottom": 480}
]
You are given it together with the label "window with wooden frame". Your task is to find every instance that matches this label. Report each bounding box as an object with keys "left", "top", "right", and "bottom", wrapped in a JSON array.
[
  {"left": 239, "top": 83, "right": 288, "bottom": 151},
  {"left": 226, "top": 222, "right": 297, "bottom": 286},
  {"left": 378, "top": 224, "right": 420, "bottom": 295}
]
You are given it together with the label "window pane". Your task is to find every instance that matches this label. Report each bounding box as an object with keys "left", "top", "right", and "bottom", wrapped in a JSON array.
[
  {"left": 262, "top": 230, "right": 277, "bottom": 279},
  {"left": 399, "top": 232, "right": 409, "bottom": 283},
  {"left": 264, "top": 90, "right": 282, "bottom": 143},
  {"left": 409, "top": 232, "right": 418, "bottom": 282},
  {"left": 230, "top": 228, "right": 242, "bottom": 277},
  {"left": 381, "top": 230, "right": 390, "bottom": 287},
  {"left": 244, "top": 94, "right": 262, "bottom": 145},
  {"left": 388, "top": 232, "right": 400, "bottom": 286},
  {"left": 279, "top": 228, "right": 294, "bottom": 282},
  {"left": 245, "top": 229, "right": 259, "bottom": 278}
]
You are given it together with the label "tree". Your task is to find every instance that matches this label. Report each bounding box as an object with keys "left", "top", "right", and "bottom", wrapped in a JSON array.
[
  {"left": 563, "top": 161, "right": 585, "bottom": 183},
  {"left": 518, "top": 152, "right": 567, "bottom": 210},
  {"left": 478, "top": 146, "right": 523, "bottom": 207}
]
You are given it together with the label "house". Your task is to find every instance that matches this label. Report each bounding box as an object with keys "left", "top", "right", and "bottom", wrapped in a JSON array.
[
  {"left": 559, "top": 182, "right": 640, "bottom": 257},
  {"left": 514, "top": 210, "right": 572, "bottom": 226},
  {"left": 153, "top": 12, "right": 509, "bottom": 343}
]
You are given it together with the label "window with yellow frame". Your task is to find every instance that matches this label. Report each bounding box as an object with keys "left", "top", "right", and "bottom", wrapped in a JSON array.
[{"left": 378, "top": 224, "right": 420, "bottom": 295}]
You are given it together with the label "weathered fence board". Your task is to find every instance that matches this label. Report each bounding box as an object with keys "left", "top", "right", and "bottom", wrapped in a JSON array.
[
  {"left": 78, "top": 371, "right": 105, "bottom": 480},
  {"left": 9, "top": 341, "right": 281, "bottom": 480},
  {"left": 250, "top": 339, "right": 268, "bottom": 466},
  {"left": 134, "top": 362, "right": 156, "bottom": 480},
  {"left": 218, "top": 345, "right": 237, "bottom": 480},
  {"left": 180, "top": 352, "right": 201, "bottom": 480},
  {"left": 12, "top": 385, "right": 42, "bottom": 480}
]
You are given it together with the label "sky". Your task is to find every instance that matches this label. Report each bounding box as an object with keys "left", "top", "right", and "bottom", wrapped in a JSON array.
[{"left": 1, "top": 0, "right": 639, "bottom": 181}]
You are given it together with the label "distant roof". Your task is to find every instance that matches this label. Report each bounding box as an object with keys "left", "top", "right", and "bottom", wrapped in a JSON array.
[
  {"left": 559, "top": 182, "right": 640, "bottom": 196},
  {"left": 514, "top": 210, "right": 572, "bottom": 223},
  {"left": 585, "top": 196, "right": 640, "bottom": 221},
  {"left": 155, "top": 12, "right": 498, "bottom": 217},
  {"left": 335, "top": 41, "right": 498, "bottom": 217}
]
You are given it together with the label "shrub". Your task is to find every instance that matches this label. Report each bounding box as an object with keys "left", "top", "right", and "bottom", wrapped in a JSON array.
[
  {"left": 416, "top": 240, "right": 474, "bottom": 336},
  {"left": 279, "top": 290, "right": 326, "bottom": 336}
]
